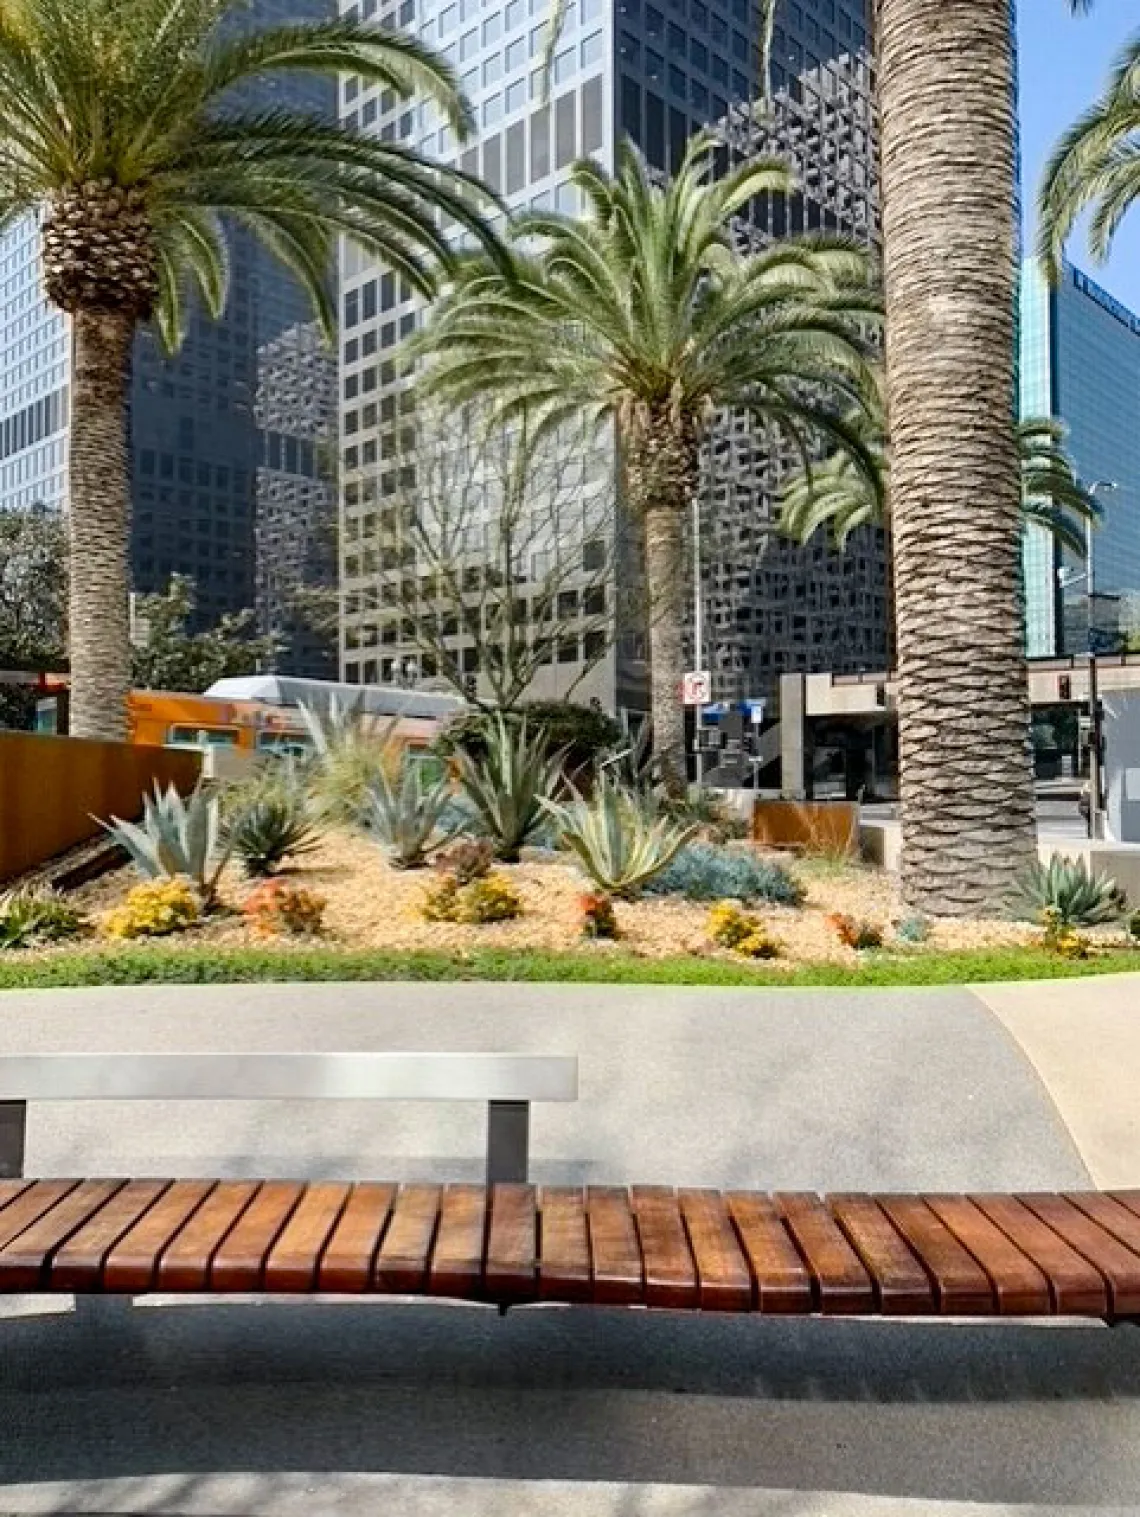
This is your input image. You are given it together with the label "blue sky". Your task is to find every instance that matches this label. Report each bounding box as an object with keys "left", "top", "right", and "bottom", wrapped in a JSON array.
[{"left": 1018, "top": 1, "right": 1140, "bottom": 309}]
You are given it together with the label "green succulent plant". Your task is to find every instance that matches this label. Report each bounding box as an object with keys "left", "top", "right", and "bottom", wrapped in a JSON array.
[
  {"left": 452, "top": 713, "right": 564, "bottom": 863},
  {"left": 0, "top": 886, "right": 84, "bottom": 950},
  {"left": 102, "top": 781, "right": 232, "bottom": 906},
  {"left": 543, "top": 778, "right": 697, "bottom": 899},
  {"left": 363, "top": 755, "right": 459, "bottom": 869},
  {"left": 1009, "top": 854, "right": 1127, "bottom": 928},
  {"left": 226, "top": 787, "right": 323, "bottom": 878}
]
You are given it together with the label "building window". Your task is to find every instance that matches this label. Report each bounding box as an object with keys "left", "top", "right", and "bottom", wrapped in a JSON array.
[{"left": 555, "top": 90, "right": 576, "bottom": 167}]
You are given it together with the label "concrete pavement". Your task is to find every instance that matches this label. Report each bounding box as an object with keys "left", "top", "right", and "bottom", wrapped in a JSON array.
[{"left": 1, "top": 977, "right": 1139, "bottom": 1516}]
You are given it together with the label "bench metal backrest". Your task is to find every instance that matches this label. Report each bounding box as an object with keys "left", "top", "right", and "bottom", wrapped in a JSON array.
[{"left": 0, "top": 1052, "right": 578, "bottom": 1186}]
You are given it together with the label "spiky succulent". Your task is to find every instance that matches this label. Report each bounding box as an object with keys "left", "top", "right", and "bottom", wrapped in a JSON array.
[
  {"left": 1009, "top": 854, "right": 1127, "bottom": 928},
  {"left": 102, "top": 781, "right": 232, "bottom": 905},
  {"left": 543, "top": 778, "right": 697, "bottom": 900}
]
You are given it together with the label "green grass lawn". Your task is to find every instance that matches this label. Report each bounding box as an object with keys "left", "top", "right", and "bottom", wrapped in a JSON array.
[{"left": 2, "top": 941, "right": 1140, "bottom": 989}]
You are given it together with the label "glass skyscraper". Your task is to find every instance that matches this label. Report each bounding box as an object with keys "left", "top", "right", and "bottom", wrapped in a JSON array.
[
  {"left": 0, "top": 0, "right": 335, "bottom": 638},
  {"left": 1021, "top": 258, "right": 1140, "bottom": 658},
  {"left": 339, "top": 0, "right": 884, "bottom": 707}
]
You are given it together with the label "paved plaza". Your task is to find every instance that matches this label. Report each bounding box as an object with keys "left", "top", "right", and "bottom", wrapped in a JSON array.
[{"left": 1, "top": 978, "right": 1139, "bottom": 1515}]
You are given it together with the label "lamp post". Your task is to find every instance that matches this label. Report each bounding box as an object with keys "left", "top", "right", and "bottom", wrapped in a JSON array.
[{"left": 1071, "top": 481, "right": 1118, "bottom": 838}]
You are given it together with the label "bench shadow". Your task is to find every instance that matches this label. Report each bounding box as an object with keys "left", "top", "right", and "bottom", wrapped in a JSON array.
[{"left": 3, "top": 1299, "right": 1140, "bottom": 1505}]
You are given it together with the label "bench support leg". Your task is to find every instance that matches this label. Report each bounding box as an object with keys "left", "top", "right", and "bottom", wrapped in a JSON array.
[
  {"left": 0, "top": 1100, "right": 26, "bottom": 1180},
  {"left": 487, "top": 1101, "right": 530, "bottom": 1185}
]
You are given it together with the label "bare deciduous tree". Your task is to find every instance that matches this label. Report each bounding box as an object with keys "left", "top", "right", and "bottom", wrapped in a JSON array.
[{"left": 365, "top": 407, "right": 620, "bottom": 710}]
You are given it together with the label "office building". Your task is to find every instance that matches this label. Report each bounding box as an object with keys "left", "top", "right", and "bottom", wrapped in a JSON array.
[
  {"left": 0, "top": 0, "right": 334, "bottom": 633},
  {"left": 254, "top": 322, "right": 339, "bottom": 677},
  {"left": 1021, "top": 258, "right": 1140, "bottom": 658},
  {"left": 338, "top": 0, "right": 885, "bottom": 710}
]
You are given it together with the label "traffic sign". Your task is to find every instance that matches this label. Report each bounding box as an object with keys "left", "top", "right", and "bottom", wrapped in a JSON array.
[{"left": 682, "top": 671, "right": 712, "bottom": 706}]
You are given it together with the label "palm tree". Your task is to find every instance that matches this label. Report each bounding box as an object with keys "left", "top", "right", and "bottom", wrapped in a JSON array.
[
  {"left": 875, "top": 0, "right": 1041, "bottom": 914},
  {"left": 1039, "top": 32, "right": 1140, "bottom": 275},
  {"left": 780, "top": 415, "right": 1103, "bottom": 557},
  {"left": 0, "top": 0, "right": 499, "bottom": 741},
  {"left": 412, "top": 136, "right": 881, "bottom": 791}
]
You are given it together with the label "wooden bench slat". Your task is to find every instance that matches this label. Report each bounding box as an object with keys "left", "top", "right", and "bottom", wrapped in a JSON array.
[
  {"left": 828, "top": 1195, "right": 937, "bottom": 1314},
  {"left": 875, "top": 1196, "right": 995, "bottom": 1314},
  {"left": 1018, "top": 1194, "right": 1140, "bottom": 1318},
  {"left": 317, "top": 1183, "right": 396, "bottom": 1293},
  {"left": 678, "top": 1189, "right": 752, "bottom": 1311},
  {"left": 923, "top": 1195, "right": 1052, "bottom": 1315},
  {"left": 0, "top": 1181, "right": 127, "bottom": 1290},
  {"left": 630, "top": 1186, "right": 698, "bottom": 1309},
  {"left": 428, "top": 1185, "right": 487, "bottom": 1299},
  {"left": 485, "top": 1183, "right": 537, "bottom": 1301},
  {"left": 775, "top": 1193, "right": 874, "bottom": 1314},
  {"left": 537, "top": 1186, "right": 592, "bottom": 1302},
  {"left": 969, "top": 1194, "right": 1108, "bottom": 1315},
  {"left": 1067, "top": 1192, "right": 1140, "bottom": 1270},
  {"left": 156, "top": 1182, "right": 261, "bottom": 1292},
  {"left": 1107, "top": 1190, "right": 1140, "bottom": 1224},
  {"left": 50, "top": 1181, "right": 171, "bottom": 1293},
  {"left": 586, "top": 1187, "right": 643, "bottom": 1305},
  {"left": 0, "top": 1180, "right": 32, "bottom": 1216},
  {"left": 725, "top": 1192, "right": 813, "bottom": 1313},
  {"left": 210, "top": 1181, "right": 306, "bottom": 1292},
  {"left": 103, "top": 1181, "right": 217, "bottom": 1293},
  {"left": 263, "top": 1183, "right": 353, "bottom": 1293},
  {"left": 374, "top": 1184, "right": 442, "bottom": 1295},
  {"left": 0, "top": 1180, "right": 79, "bottom": 1252}
]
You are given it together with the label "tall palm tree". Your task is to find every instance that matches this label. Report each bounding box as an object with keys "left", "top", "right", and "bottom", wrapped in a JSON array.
[
  {"left": 1039, "top": 32, "right": 1140, "bottom": 274},
  {"left": 412, "top": 136, "right": 881, "bottom": 791},
  {"left": 875, "top": 0, "right": 1039, "bottom": 914},
  {"left": 780, "top": 414, "right": 1103, "bottom": 557},
  {"left": 0, "top": 0, "right": 499, "bottom": 741}
]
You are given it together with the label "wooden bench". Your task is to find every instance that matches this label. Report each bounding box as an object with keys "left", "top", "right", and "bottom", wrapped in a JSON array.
[{"left": 2, "top": 1054, "right": 1139, "bottom": 1321}]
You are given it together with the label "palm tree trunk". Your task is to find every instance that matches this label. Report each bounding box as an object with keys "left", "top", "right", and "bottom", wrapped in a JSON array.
[
  {"left": 643, "top": 499, "right": 688, "bottom": 793},
  {"left": 68, "top": 308, "right": 136, "bottom": 742},
  {"left": 625, "top": 410, "right": 700, "bottom": 794},
  {"left": 878, "top": 0, "right": 1037, "bottom": 915}
]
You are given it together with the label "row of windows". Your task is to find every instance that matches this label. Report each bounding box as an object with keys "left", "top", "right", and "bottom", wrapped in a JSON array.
[
  {"left": 343, "top": 586, "right": 606, "bottom": 636},
  {"left": 0, "top": 385, "right": 66, "bottom": 462},
  {"left": 343, "top": 630, "right": 608, "bottom": 686},
  {"left": 137, "top": 453, "right": 252, "bottom": 494}
]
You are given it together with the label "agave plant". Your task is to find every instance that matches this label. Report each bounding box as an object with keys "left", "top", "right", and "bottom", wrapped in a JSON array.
[
  {"left": 363, "top": 755, "right": 460, "bottom": 869},
  {"left": 0, "top": 886, "right": 84, "bottom": 950},
  {"left": 1009, "top": 854, "right": 1127, "bottom": 927},
  {"left": 102, "top": 782, "right": 232, "bottom": 906},
  {"left": 225, "top": 769, "right": 323, "bottom": 879},
  {"left": 543, "top": 778, "right": 698, "bottom": 899},
  {"left": 452, "top": 714, "right": 564, "bottom": 863},
  {"left": 299, "top": 699, "right": 399, "bottom": 823}
]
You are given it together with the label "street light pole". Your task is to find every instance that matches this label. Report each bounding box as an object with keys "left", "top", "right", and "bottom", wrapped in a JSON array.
[{"left": 1084, "top": 480, "right": 1117, "bottom": 839}]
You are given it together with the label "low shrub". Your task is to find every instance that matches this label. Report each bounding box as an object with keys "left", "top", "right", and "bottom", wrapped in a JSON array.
[
  {"left": 462, "top": 874, "right": 523, "bottom": 924},
  {"left": 828, "top": 912, "right": 884, "bottom": 951},
  {"left": 242, "top": 879, "right": 326, "bottom": 937},
  {"left": 894, "top": 913, "right": 930, "bottom": 946},
  {"left": 1010, "top": 855, "right": 1126, "bottom": 927},
  {"left": 1129, "top": 910, "right": 1140, "bottom": 945},
  {"left": 707, "top": 901, "right": 780, "bottom": 959},
  {"left": 580, "top": 892, "right": 619, "bottom": 940},
  {"left": 421, "top": 871, "right": 522, "bottom": 924},
  {"left": 105, "top": 879, "right": 200, "bottom": 940},
  {"left": 645, "top": 843, "right": 804, "bottom": 906},
  {"left": 1039, "top": 906, "right": 1092, "bottom": 960},
  {"left": 434, "top": 838, "right": 495, "bottom": 885},
  {"left": 0, "top": 886, "right": 85, "bottom": 950},
  {"left": 666, "top": 791, "right": 750, "bottom": 844},
  {"left": 438, "top": 702, "right": 623, "bottom": 780}
]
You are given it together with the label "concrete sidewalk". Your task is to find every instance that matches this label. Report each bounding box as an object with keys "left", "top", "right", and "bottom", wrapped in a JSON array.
[{"left": 1, "top": 976, "right": 1139, "bottom": 1516}]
